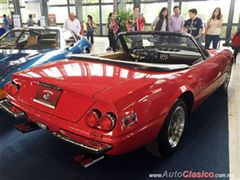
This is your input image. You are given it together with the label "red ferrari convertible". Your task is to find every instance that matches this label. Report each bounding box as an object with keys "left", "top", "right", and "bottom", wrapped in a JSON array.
[{"left": 0, "top": 32, "right": 233, "bottom": 158}]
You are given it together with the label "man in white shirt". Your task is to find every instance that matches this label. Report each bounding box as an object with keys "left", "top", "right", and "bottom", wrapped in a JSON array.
[{"left": 63, "top": 13, "right": 81, "bottom": 34}]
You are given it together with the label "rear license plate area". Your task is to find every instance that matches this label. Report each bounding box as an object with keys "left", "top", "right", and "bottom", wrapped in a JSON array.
[{"left": 33, "top": 83, "right": 62, "bottom": 109}]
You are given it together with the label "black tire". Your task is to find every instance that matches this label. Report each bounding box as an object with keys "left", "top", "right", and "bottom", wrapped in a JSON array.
[
  {"left": 221, "top": 62, "right": 233, "bottom": 92},
  {"left": 84, "top": 47, "right": 90, "bottom": 54},
  {"left": 147, "top": 99, "right": 187, "bottom": 158}
]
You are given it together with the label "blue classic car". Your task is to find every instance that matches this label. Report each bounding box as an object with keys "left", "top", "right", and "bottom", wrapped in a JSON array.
[{"left": 0, "top": 27, "right": 91, "bottom": 98}]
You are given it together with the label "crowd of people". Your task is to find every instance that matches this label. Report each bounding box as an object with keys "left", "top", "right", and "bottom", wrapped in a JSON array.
[
  {"left": 1, "top": 6, "right": 239, "bottom": 59},
  {"left": 105, "top": 6, "right": 225, "bottom": 51}
]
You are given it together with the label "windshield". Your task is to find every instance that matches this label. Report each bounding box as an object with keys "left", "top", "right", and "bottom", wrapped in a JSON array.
[
  {"left": 0, "top": 29, "right": 59, "bottom": 50},
  {"left": 123, "top": 33, "right": 200, "bottom": 53},
  {"left": 119, "top": 32, "right": 204, "bottom": 66}
]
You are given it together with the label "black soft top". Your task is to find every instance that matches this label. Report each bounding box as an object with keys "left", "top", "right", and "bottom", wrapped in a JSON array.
[{"left": 68, "top": 55, "right": 190, "bottom": 72}]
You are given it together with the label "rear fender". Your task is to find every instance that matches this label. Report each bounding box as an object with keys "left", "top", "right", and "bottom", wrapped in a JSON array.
[{"left": 170, "top": 85, "right": 194, "bottom": 114}]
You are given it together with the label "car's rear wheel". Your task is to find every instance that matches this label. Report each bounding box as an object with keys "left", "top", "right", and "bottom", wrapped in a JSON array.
[
  {"left": 147, "top": 99, "right": 187, "bottom": 158},
  {"left": 221, "top": 62, "right": 233, "bottom": 92}
]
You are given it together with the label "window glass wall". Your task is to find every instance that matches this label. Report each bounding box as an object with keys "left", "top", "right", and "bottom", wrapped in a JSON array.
[
  {"left": 82, "top": 5, "right": 100, "bottom": 23},
  {"left": 126, "top": 3, "right": 134, "bottom": 11},
  {"left": 48, "top": 7, "right": 69, "bottom": 24},
  {"left": 20, "top": 2, "right": 41, "bottom": 24},
  {"left": 231, "top": 26, "right": 239, "bottom": 37},
  {"left": 15, "top": 0, "right": 237, "bottom": 38},
  {"left": 102, "top": 24, "right": 108, "bottom": 35},
  {"left": 182, "top": 0, "right": 231, "bottom": 39},
  {"left": 47, "top": 0, "right": 70, "bottom": 25},
  {"left": 181, "top": 0, "right": 230, "bottom": 23},
  {"left": 69, "top": 0, "right": 75, "bottom": 4},
  {"left": 20, "top": 8, "right": 28, "bottom": 24},
  {"left": 83, "top": 0, "right": 99, "bottom": 3},
  {"left": 101, "top": 5, "right": 113, "bottom": 23},
  {"left": 102, "top": 0, "right": 114, "bottom": 3},
  {"left": 0, "top": 2, "right": 10, "bottom": 26},
  {"left": 0, "top": 3, "right": 10, "bottom": 16},
  {"left": 69, "top": 6, "right": 76, "bottom": 14},
  {"left": 48, "top": 0, "right": 68, "bottom": 5},
  {"left": 141, "top": 3, "right": 168, "bottom": 24},
  {"left": 233, "top": 1, "right": 240, "bottom": 23},
  {"left": 141, "top": 0, "right": 160, "bottom": 2},
  {"left": 82, "top": 5, "right": 100, "bottom": 34},
  {"left": 82, "top": 0, "right": 114, "bottom": 36},
  {"left": 19, "top": 0, "right": 25, "bottom": 6},
  {"left": 232, "top": 0, "right": 240, "bottom": 35}
]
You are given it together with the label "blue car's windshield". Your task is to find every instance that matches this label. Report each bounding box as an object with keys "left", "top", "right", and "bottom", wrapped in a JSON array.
[{"left": 0, "top": 29, "right": 59, "bottom": 50}]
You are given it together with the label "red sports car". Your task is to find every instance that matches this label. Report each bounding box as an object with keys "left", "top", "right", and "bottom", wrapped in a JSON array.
[{"left": 0, "top": 32, "right": 233, "bottom": 158}]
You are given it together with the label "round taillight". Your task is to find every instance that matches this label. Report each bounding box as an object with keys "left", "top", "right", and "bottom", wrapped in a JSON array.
[
  {"left": 4, "top": 83, "right": 11, "bottom": 92},
  {"left": 85, "top": 111, "right": 100, "bottom": 128},
  {"left": 99, "top": 113, "right": 116, "bottom": 131},
  {"left": 4, "top": 82, "right": 19, "bottom": 96},
  {"left": 10, "top": 85, "right": 18, "bottom": 96}
]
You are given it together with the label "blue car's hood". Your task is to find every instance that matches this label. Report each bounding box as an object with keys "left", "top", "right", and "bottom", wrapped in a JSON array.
[{"left": 0, "top": 49, "right": 41, "bottom": 80}]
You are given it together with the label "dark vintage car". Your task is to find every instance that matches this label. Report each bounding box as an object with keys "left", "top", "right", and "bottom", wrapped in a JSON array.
[
  {"left": 0, "top": 27, "right": 91, "bottom": 99},
  {"left": 0, "top": 31, "right": 233, "bottom": 160}
]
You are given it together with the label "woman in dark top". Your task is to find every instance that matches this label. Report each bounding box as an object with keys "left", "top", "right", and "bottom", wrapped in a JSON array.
[
  {"left": 86, "top": 15, "right": 96, "bottom": 44},
  {"left": 107, "top": 12, "right": 116, "bottom": 51},
  {"left": 151, "top": 7, "right": 170, "bottom": 32}
]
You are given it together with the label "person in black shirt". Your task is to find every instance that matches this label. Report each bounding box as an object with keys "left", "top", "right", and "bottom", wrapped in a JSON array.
[
  {"left": 184, "top": 8, "right": 203, "bottom": 42},
  {"left": 107, "top": 12, "right": 117, "bottom": 52}
]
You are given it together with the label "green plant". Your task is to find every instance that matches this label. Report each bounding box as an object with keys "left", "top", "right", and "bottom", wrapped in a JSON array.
[{"left": 116, "top": 9, "right": 133, "bottom": 32}]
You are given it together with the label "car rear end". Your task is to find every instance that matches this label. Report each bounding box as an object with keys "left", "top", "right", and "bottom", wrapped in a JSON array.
[
  {"left": 0, "top": 59, "right": 169, "bottom": 156},
  {"left": 1, "top": 75, "right": 119, "bottom": 155}
]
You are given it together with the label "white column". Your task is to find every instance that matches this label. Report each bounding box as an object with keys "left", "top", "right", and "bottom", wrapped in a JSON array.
[{"left": 167, "top": 0, "right": 174, "bottom": 16}]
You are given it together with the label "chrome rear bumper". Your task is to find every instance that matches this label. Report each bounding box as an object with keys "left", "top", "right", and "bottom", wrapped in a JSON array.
[
  {"left": 52, "top": 132, "right": 112, "bottom": 154},
  {"left": 0, "top": 99, "right": 25, "bottom": 118},
  {"left": 0, "top": 99, "right": 112, "bottom": 154}
]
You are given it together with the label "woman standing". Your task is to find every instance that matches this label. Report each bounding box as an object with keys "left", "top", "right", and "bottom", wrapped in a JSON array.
[
  {"left": 204, "top": 7, "right": 223, "bottom": 49},
  {"left": 133, "top": 7, "right": 146, "bottom": 31},
  {"left": 151, "top": 7, "right": 170, "bottom": 32},
  {"left": 107, "top": 12, "right": 117, "bottom": 51},
  {"left": 27, "top": 14, "right": 34, "bottom": 27},
  {"left": 86, "top": 15, "right": 96, "bottom": 44}
]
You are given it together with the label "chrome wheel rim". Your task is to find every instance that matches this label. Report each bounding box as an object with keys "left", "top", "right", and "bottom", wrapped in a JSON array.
[{"left": 168, "top": 106, "right": 185, "bottom": 148}]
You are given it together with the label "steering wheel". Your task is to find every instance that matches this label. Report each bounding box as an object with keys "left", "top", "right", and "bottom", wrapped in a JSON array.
[{"left": 129, "top": 46, "right": 150, "bottom": 62}]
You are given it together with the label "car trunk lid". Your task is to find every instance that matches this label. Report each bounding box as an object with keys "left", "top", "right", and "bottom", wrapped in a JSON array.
[{"left": 12, "top": 59, "right": 141, "bottom": 122}]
